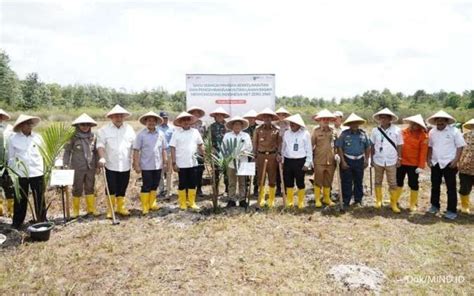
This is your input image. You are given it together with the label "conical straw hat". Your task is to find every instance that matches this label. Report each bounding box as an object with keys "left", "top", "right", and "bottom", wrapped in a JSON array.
[
  {"left": 13, "top": 114, "right": 41, "bottom": 132},
  {"left": 402, "top": 114, "right": 426, "bottom": 130},
  {"left": 314, "top": 109, "right": 336, "bottom": 121},
  {"left": 256, "top": 108, "right": 279, "bottom": 121},
  {"left": 106, "top": 104, "right": 131, "bottom": 118},
  {"left": 373, "top": 107, "right": 398, "bottom": 122},
  {"left": 343, "top": 113, "right": 366, "bottom": 126},
  {"left": 275, "top": 107, "right": 291, "bottom": 116},
  {"left": 139, "top": 111, "right": 163, "bottom": 126},
  {"left": 427, "top": 110, "right": 456, "bottom": 125},
  {"left": 284, "top": 114, "right": 306, "bottom": 128},
  {"left": 462, "top": 118, "right": 474, "bottom": 131},
  {"left": 225, "top": 116, "right": 249, "bottom": 130},
  {"left": 243, "top": 109, "right": 257, "bottom": 119},
  {"left": 187, "top": 106, "right": 205, "bottom": 118},
  {"left": 72, "top": 113, "right": 97, "bottom": 127},
  {"left": 173, "top": 112, "right": 198, "bottom": 127},
  {"left": 209, "top": 107, "right": 230, "bottom": 118},
  {"left": 0, "top": 109, "right": 11, "bottom": 120}
]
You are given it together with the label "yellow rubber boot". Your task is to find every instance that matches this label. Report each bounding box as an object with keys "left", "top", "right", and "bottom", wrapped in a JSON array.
[
  {"left": 323, "top": 187, "right": 335, "bottom": 206},
  {"left": 460, "top": 195, "right": 470, "bottom": 214},
  {"left": 258, "top": 186, "right": 267, "bottom": 207},
  {"left": 314, "top": 186, "right": 322, "bottom": 208},
  {"left": 178, "top": 190, "right": 187, "bottom": 210},
  {"left": 374, "top": 186, "right": 383, "bottom": 208},
  {"left": 297, "top": 189, "right": 305, "bottom": 209},
  {"left": 140, "top": 192, "right": 150, "bottom": 215},
  {"left": 106, "top": 197, "right": 116, "bottom": 219},
  {"left": 116, "top": 196, "right": 130, "bottom": 216},
  {"left": 6, "top": 199, "right": 14, "bottom": 217},
  {"left": 0, "top": 199, "right": 3, "bottom": 216},
  {"left": 149, "top": 190, "right": 159, "bottom": 211},
  {"left": 85, "top": 195, "right": 100, "bottom": 216},
  {"left": 409, "top": 190, "right": 418, "bottom": 212},
  {"left": 188, "top": 189, "right": 199, "bottom": 210},
  {"left": 390, "top": 189, "right": 401, "bottom": 213},
  {"left": 268, "top": 186, "right": 276, "bottom": 208},
  {"left": 71, "top": 196, "right": 81, "bottom": 218},
  {"left": 286, "top": 188, "right": 294, "bottom": 208}
]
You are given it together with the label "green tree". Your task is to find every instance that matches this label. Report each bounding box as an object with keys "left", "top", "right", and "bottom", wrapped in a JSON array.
[{"left": 0, "top": 50, "right": 22, "bottom": 107}]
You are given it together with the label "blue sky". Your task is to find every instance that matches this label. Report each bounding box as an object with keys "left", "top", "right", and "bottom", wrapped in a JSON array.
[{"left": 0, "top": 0, "right": 472, "bottom": 98}]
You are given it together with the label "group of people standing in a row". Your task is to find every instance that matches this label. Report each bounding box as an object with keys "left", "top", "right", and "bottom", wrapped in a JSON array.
[{"left": 0, "top": 104, "right": 472, "bottom": 228}]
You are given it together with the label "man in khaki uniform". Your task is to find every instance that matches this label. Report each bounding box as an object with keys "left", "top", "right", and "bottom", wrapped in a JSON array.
[
  {"left": 253, "top": 108, "right": 280, "bottom": 208},
  {"left": 312, "top": 109, "right": 337, "bottom": 207}
]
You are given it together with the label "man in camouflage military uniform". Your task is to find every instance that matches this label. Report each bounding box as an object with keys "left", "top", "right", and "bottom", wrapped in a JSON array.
[
  {"left": 458, "top": 118, "right": 474, "bottom": 214},
  {"left": 209, "top": 107, "right": 230, "bottom": 194}
]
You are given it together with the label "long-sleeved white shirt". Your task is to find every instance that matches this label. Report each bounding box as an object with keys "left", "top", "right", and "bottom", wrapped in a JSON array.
[
  {"left": 8, "top": 132, "right": 44, "bottom": 177},
  {"left": 96, "top": 122, "right": 136, "bottom": 172},
  {"left": 223, "top": 131, "right": 253, "bottom": 169},
  {"left": 281, "top": 128, "right": 313, "bottom": 167},
  {"left": 429, "top": 126, "right": 466, "bottom": 169}
]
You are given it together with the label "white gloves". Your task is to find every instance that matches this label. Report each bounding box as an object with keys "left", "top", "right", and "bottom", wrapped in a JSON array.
[
  {"left": 415, "top": 168, "right": 423, "bottom": 174},
  {"left": 98, "top": 158, "right": 106, "bottom": 165},
  {"left": 334, "top": 154, "right": 341, "bottom": 162}
]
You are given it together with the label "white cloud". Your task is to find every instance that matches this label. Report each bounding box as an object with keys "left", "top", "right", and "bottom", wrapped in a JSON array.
[{"left": 0, "top": 0, "right": 472, "bottom": 98}]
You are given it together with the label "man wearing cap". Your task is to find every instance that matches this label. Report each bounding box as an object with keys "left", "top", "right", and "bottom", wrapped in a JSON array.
[
  {"left": 209, "top": 107, "right": 230, "bottom": 194},
  {"left": 280, "top": 114, "right": 312, "bottom": 209},
  {"left": 158, "top": 111, "right": 174, "bottom": 196},
  {"left": 458, "top": 118, "right": 474, "bottom": 214},
  {"left": 63, "top": 113, "right": 99, "bottom": 217},
  {"left": 312, "top": 109, "right": 338, "bottom": 207},
  {"left": 97, "top": 105, "right": 136, "bottom": 218},
  {"left": 8, "top": 115, "right": 44, "bottom": 229},
  {"left": 243, "top": 109, "right": 259, "bottom": 197},
  {"left": 253, "top": 108, "right": 280, "bottom": 208},
  {"left": 427, "top": 111, "right": 466, "bottom": 219},
  {"left": 335, "top": 113, "right": 371, "bottom": 209},
  {"left": 223, "top": 116, "right": 253, "bottom": 207},
  {"left": 370, "top": 108, "right": 403, "bottom": 213},
  {"left": 395, "top": 114, "right": 428, "bottom": 212},
  {"left": 187, "top": 106, "right": 207, "bottom": 196},
  {"left": 0, "top": 109, "right": 15, "bottom": 217},
  {"left": 275, "top": 107, "right": 291, "bottom": 197},
  {"left": 333, "top": 111, "right": 346, "bottom": 137},
  {"left": 169, "top": 112, "right": 204, "bottom": 210},
  {"left": 133, "top": 112, "right": 167, "bottom": 215}
]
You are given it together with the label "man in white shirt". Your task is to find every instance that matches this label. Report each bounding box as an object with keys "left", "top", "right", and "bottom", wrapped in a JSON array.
[
  {"left": 0, "top": 109, "right": 14, "bottom": 217},
  {"left": 223, "top": 116, "right": 253, "bottom": 208},
  {"left": 97, "top": 105, "right": 136, "bottom": 218},
  {"left": 8, "top": 114, "right": 44, "bottom": 229},
  {"left": 169, "top": 112, "right": 204, "bottom": 210},
  {"left": 280, "top": 114, "right": 312, "bottom": 209},
  {"left": 426, "top": 111, "right": 466, "bottom": 220},
  {"left": 275, "top": 107, "right": 291, "bottom": 197},
  {"left": 370, "top": 108, "right": 403, "bottom": 213}
]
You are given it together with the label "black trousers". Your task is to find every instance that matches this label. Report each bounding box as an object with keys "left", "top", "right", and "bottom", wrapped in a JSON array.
[
  {"left": 283, "top": 157, "right": 306, "bottom": 189},
  {"left": 13, "top": 176, "right": 45, "bottom": 228},
  {"left": 0, "top": 170, "right": 14, "bottom": 199},
  {"left": 459, "top": 173, "right": 473, "bottom": 195},
  {"left": 105, "top": 169, "right": 130, "bottom": 197},
  {"left": 430, "top": 164, "right": 457, "bottom": 213},
  {"left": 196, "top": 158, "right": 204, "bottom": 191},
  {"left": 396, "top": 165, "right": 419, "bottom": 190},
  {"left": 178, "top": 167, "right": 197, "bottom": 190},
  {"left": 141, "top": 169, "right": 162, "bottom": 193}
]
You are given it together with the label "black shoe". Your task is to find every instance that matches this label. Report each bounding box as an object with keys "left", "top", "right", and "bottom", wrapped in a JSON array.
[
  {"left": 276, "top": 190, "right": 282, "bottom": 197},
  {"left": 197, "top": 188, "right": 203, "bottom": 197},
  {"left": 226, "top": 200, "right": 237, "bottom": 207},
  {"left": 239, "top": 200, "right": 248, "bottom": 208},
  {"left": 253, "top": 191, "right": 258, "bottom": 198}
]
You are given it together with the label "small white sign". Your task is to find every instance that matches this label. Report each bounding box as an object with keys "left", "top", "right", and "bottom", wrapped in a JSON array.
[
  {"left": 50, "top": 169, "right": 75, "bottom": 186},
  {"left": 54, "top": 159, "right": 64, "bottom": 167},
  {"left": 237, "top": 162, "right": 255, "bottom": 176}
]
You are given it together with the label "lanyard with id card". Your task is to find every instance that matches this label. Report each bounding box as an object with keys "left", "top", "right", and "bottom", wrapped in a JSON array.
[{"left": 293, "top": 138, "right": 299, "bottom": 152}]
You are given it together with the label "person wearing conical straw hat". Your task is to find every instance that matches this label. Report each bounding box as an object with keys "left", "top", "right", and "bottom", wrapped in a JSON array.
[
  {"left": 243, "top": 109, "right": 259, "bottom": 197},
  {"left": 335, "top": 113, "right": 371, "bottom": 210},
  {"left": 370, "top": 108, "right": 403, "bottom": 213},
  {"left": 275, "top": 107, "right": 291, "bottom": 197},
  {"left": 281, "top": 114, "right": 312, "bottom": 209},
  {"left": 157, "top": 111, "right": 175, "bottom": 197},
  {"left": 311, "top": 109, "right": 338, "bottom": 208},
  {"left": 394, "top": 114, "right": 428, "bottom": 212},
  {"left": 8, "top": 114, "right": 44, "bottom": 229},
  {"left": 209, "top": 107, "right": 231, "bottom": 195},
  {"left": 223, "top": 116, "right": 253, "bottom": 208},
  {"left": 169, "top": 112, "right": 204, "bottom": 210},
  {"left": 0, "top": 109, "right": 15, "bottom": 217},
  {"left": 63, "top": 113, "right": 99, "bottom": 218},
  {"left": 253, "top": 108, "right": 280, "bottom": 208},
  {"left": 458, "top": 118, "right": 474, "bottom": 214},
  {"left": 132, "top": 111, "right": 167, "bottom": 215},
  {"left": 97, "top": 105, "right": 136, "bottom": 218},
  {"left": 187, "top": 106, "right": 207, "bottom": 197},
  {"left": 426, "top": 110, "right": 466, "bottom": 220}
]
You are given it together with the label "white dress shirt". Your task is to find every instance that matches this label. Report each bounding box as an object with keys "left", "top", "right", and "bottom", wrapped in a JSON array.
[
  {"left": 8, "top": 132, "right": 44, "bottom": 177},
  {"left": 97, "top": 122, "right": 136, "bottom": 172},
  {"left": 429, "top": 126, "right": 466, "bottom": 169},
  {"left": 223, "top": 131, "right": 253, "bottom": 169},
  {"left": 370, "top": 124, "right": 403, "bottom": 166},
  {"left": 282, "top": 128, "right": 313, "bottom": 167},
  {"left": 169, "top": 128, "right": 203, "bottom": 168}
]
